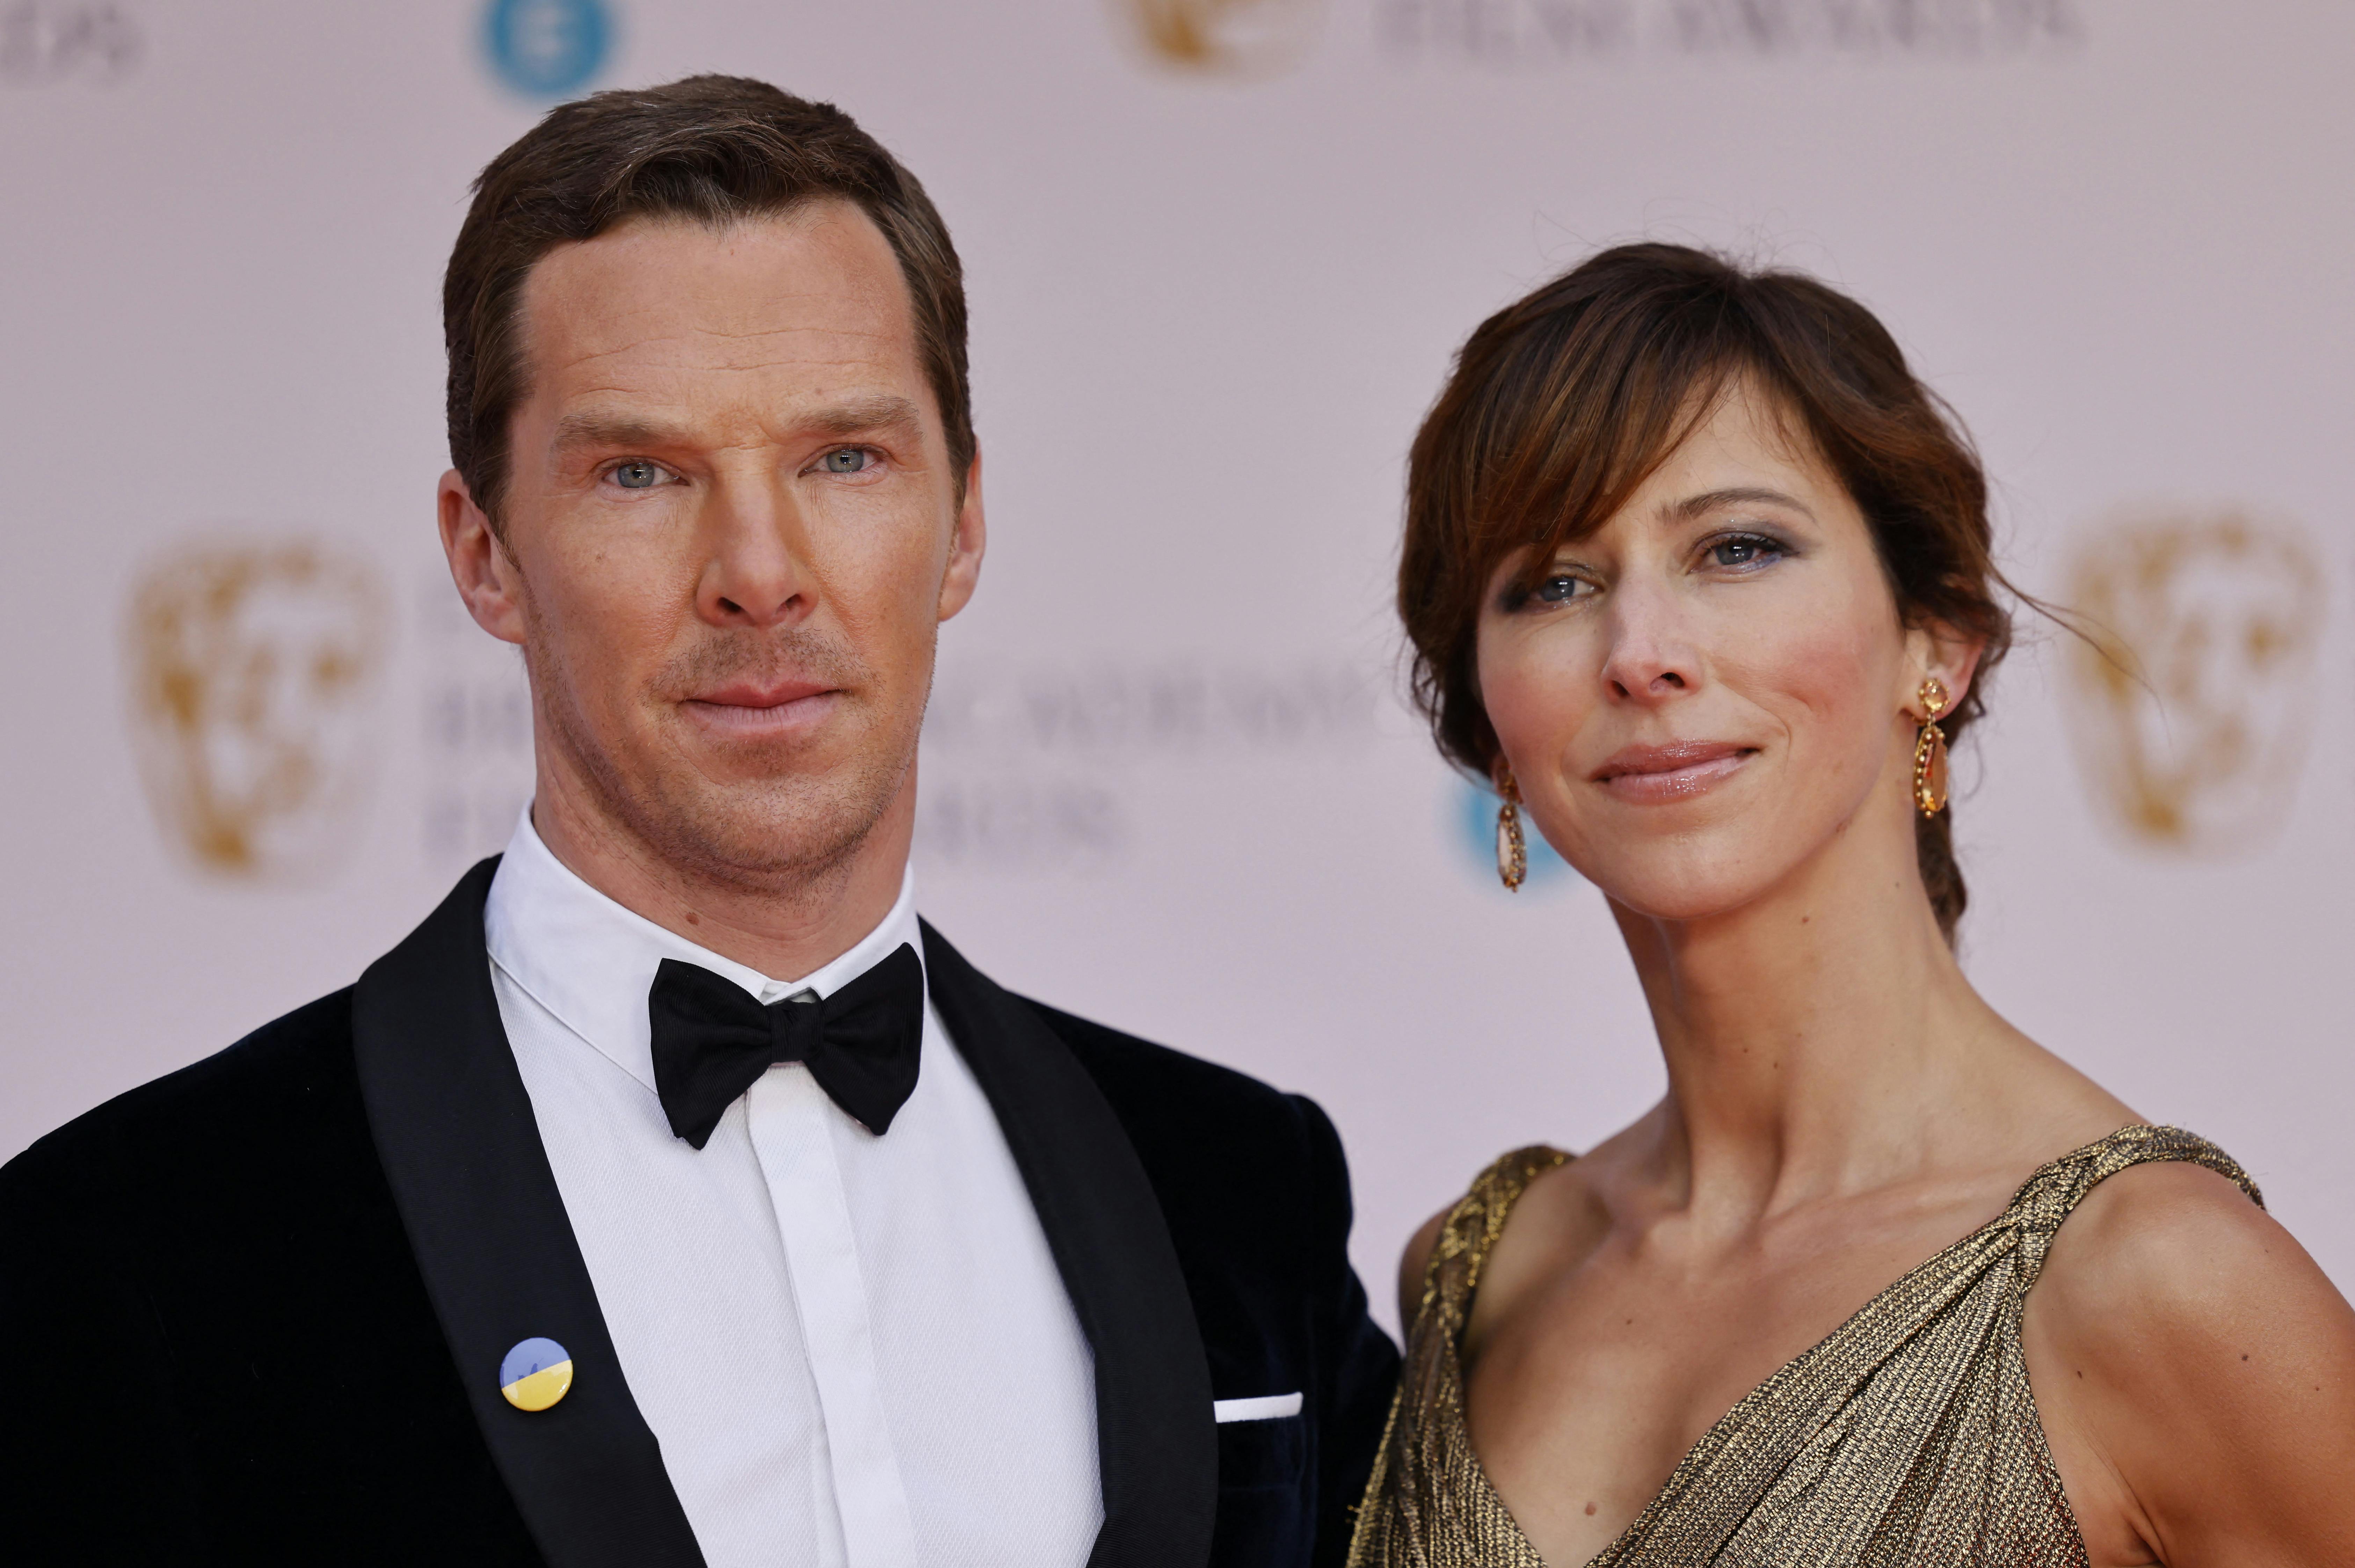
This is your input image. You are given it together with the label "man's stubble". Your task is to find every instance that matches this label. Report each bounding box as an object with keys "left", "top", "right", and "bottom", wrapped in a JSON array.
[{"left": 519, "top": 586, "right": 930, "bottom": 900}]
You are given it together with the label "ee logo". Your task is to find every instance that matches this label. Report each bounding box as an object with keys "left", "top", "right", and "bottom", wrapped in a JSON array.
[{"left": 481, "top": 0, "right": 611, "bottom": 100}]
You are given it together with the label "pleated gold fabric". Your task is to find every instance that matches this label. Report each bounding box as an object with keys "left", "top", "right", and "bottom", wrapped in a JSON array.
[{"left": 1349, "top": 1125, "right": 2260, "bottom": 1568}]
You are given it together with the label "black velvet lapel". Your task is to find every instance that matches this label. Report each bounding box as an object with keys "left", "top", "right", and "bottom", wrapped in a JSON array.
[
  {"left": 921, "top": 921, "right": 1218, "bottom": 1568},
  {"left": 352, "top": 858, "right": 705, "bottom": 1568}
]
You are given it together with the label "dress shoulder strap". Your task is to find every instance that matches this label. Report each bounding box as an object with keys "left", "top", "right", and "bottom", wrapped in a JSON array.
[
  {"left": 1413, "top": 1145, "right": 1570, "bottom": 1345},
  {"left": 2005, "top": 1123, "right": 2262, "bottom": 1287}
]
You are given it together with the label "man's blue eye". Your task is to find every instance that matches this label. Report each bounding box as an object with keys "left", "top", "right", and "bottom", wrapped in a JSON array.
[
  {"left": 822, "top": 448, "right": 871, "bottom": 474},
  {"left": 613, "top": 461, "right": 661, "bottom": 490}
]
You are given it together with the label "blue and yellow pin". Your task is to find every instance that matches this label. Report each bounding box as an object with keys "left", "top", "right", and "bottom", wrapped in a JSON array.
[{"left": 500, "top": 1337, "right": 574, "bottom": 1412}]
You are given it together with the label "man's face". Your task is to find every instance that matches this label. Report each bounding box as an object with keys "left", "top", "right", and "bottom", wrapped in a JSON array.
[{"left": 443, "top": 203, "right": 982, "bottom": 884}]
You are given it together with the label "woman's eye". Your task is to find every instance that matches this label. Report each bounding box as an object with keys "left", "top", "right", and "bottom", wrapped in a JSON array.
[
  {"left": 820, "top": 447, "right": 874, "bottom": 474},
  {"left": 1707, "top": 533, "right": 1783, "bottom": 569},
  {"left": 1533, "top": 575, "right": 1585, "bottom": 605},
  {"left": 610, "top": 460, "right": 664, "bottom": 490}
]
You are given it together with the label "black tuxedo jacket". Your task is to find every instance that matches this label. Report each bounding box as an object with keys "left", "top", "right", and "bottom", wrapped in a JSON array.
[{"left": 0, "top": 861, "right": 1398, "bottom": 1567}]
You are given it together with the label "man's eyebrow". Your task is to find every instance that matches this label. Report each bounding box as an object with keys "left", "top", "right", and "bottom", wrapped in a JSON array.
[
  {"left": 1670, "top": 486, "right": 1818, "bottom": 523},
  {"left": 548, "top": 396, "right": 924, "bottom": 452},
  {"left": 551, "top": 413, "right": 687, "bottom": 453},
  {"left": 804, "top": 394, "right": 923, "bottom": 438}
]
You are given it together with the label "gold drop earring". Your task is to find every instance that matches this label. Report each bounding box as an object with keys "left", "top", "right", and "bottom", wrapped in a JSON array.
[
  {"left": 1496, "top": 772, "right": 1528, "bottom": 892},
  {"left": 1912, "top": 677, "right": 1950, "bottom": 817}
]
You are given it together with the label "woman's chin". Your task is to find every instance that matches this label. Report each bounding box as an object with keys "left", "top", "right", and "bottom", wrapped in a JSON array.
[{"left": 1588, "top": 863, "right": 1785, "bottom": 927}]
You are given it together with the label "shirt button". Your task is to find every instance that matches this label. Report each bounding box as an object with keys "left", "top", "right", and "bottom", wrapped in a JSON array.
[{"left": 500, "top": 1337, "right": 574, "bottom": 1411}]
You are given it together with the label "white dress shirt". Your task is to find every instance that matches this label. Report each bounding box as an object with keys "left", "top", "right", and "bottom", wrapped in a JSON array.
[{"left": 483, "top": 811, "right": 1100, "bottom": 1568}]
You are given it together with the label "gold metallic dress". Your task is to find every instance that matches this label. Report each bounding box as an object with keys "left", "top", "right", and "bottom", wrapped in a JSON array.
[{"left": 1349, "top": 1125, "right": 2259, "bottom": 1568}]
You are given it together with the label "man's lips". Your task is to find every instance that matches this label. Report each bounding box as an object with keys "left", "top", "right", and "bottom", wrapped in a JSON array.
[
  {"left": 678, "top": 680, "right": 839, "bottom": 735},
  {"left": 1590, "top": 741, "right": 1757, "bottom": 803}
]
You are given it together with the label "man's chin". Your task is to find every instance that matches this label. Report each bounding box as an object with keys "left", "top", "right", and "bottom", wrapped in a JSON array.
[
  {"left": 613, "top": 739, "right": 908, "bottom": 876},
  {"left": 644, "top": 788, "right": 885, "bottom": 881}
]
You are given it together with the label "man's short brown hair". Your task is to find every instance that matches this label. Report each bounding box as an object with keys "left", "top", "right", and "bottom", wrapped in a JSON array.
[{"left": 444, "top": 75, "right": 973, "bottom": 528}]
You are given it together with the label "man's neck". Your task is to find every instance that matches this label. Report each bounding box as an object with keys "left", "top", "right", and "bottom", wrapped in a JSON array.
[{"left": 527, "top": 765, "right": 916, "bottom": 985}]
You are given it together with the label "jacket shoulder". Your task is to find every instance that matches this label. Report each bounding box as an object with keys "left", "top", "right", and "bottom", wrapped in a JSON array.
[
  {"left": 1, "top": 986, "right": 357, "bottom": 1201},
  {"left": 1020, "top": 997, "right": 1313, "bottom": 1140},
  {"left": 1015, "top": 995, "right": 1344, "bottom": 1224}
]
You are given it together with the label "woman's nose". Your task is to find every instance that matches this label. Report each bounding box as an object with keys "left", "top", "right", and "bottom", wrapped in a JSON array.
[{"left": 1599, "top": 582, "right": 1699, "bottom": 703}]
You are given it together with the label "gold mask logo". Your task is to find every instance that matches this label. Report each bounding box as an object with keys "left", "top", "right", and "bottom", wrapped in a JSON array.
[
  {"left": 1114, "top": 0, "right": 1328, "bottom": 76},
  {"left": 125, "top": 536, "right": 390, "bottom": 880},
  {"left": 2062, "top": 508, "right": 2325, "bottom": 855}
]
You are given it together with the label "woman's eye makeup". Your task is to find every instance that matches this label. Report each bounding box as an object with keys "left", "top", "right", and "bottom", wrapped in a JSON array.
[
  {"left": 1500, "top": 526, "right": 1794, "bottom": 610},
  {"left": 1502, "top": 570, "right": 1591, "bottom": 612},
  {"left": 1701, "top": 529, "right": 1790, "bottom": 570}
]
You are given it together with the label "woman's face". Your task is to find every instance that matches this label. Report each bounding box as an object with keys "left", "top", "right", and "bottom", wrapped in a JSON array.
[{"left": 1476, "top": 379, "right": 1964, "bottom": 925}]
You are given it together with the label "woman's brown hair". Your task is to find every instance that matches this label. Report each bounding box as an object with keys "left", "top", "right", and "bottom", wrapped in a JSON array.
[{"left": 1400, "top": 243, "right": 2013, "bottom": 938}]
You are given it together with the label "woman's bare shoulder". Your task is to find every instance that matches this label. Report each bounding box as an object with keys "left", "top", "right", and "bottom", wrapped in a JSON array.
[
  {"left": 2031, "top": 1156, "right": 2321, "bottom": 1336},
  {"left": 1397, "top": 1205, "right": 1453, "bottom": 1330},
  {"left": 2026, "top": 1155, "right": 2355, "bottom": 1556},
  {"left": 1394, "top": 1129, "right": 1640, "bottom": 1342}
]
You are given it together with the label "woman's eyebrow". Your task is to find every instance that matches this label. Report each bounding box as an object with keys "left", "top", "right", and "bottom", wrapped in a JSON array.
[{"left": 1670, "top": 486, "right": 1817, "bottom": 522}]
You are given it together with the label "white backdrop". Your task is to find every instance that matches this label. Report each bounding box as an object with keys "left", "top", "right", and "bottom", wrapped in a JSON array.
[{"left": 3, "top": 0, "right": 2349, "bottom": 1333}]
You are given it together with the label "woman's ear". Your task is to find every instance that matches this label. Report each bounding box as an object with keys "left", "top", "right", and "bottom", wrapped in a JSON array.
[{"left": 1903, "top": 621, "right": 1985, "bottom": 715}]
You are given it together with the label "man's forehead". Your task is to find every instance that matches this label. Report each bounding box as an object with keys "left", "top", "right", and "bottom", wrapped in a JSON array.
[{"left": 515, "top": 204, "right": 920, "bottom": 393}]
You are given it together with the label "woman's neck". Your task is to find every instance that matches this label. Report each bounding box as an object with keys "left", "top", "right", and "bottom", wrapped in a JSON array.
[{"left": 1610, "top": 818, "right": 2068, "bottom": 1227}]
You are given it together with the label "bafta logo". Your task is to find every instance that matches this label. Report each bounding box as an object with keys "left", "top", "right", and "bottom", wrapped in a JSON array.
[
  {"left": 1113, "top": 0, "right": 1328, "bottom": 75},
  {"left": 2061, "top": 508, "right": 2325, "bottom": 854},
  {"left": 125, "top": 536, "right": 390, "bottom": 880}
]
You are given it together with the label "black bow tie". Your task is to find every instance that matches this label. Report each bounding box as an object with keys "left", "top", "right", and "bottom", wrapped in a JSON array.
[{"left": 648, "top": 943, "right": 924, "bottom": 1149}]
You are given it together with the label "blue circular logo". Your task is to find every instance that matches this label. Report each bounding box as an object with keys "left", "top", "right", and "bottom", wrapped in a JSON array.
[
  {"left": 1457, "top": 780, "right": 1575, "bottom": 890},
  {"left": 481, "top": 0, "right": 611, "bottom": 99}
]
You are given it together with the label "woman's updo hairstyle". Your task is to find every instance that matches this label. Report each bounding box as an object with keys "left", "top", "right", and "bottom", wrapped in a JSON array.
[{"left": 1400, "top": 243, "right": 2014, "bottom": 939}]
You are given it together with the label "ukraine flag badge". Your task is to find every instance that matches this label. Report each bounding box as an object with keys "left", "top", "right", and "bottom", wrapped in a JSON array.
[{"left": 500, "top": 1337, "right": 574, "bottom": 1412}]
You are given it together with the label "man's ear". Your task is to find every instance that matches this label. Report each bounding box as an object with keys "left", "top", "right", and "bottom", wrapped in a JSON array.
[
  {"left": 1903, "top": 620, "right": 1985, "bottom": 715},
  {"left": 439, "top": 469, "right": 527, "bottom": 647},
  {"left": 936, "top": 447, "right": 986, "bottom": 623}
]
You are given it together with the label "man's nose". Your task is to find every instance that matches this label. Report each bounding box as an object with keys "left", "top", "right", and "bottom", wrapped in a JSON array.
[
  {"left": 1598, "top": 577, "right": 1700, "bottom": 705},
  {"left": 696, "top": 472, "right": 810, "bottom": 629}
]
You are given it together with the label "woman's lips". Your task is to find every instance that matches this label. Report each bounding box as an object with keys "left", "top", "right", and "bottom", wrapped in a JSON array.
[
  {"left": 1591, "top": 741, "right": 1757, "bottom": 803},
  {"left": 679, "top": 680, "right": 838, "bottom": 737}
]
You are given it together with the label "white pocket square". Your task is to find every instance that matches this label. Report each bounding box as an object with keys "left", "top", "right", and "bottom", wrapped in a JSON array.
[{"left": 1213, "top": 1392, "right": 1303, "bottom": 1423}]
